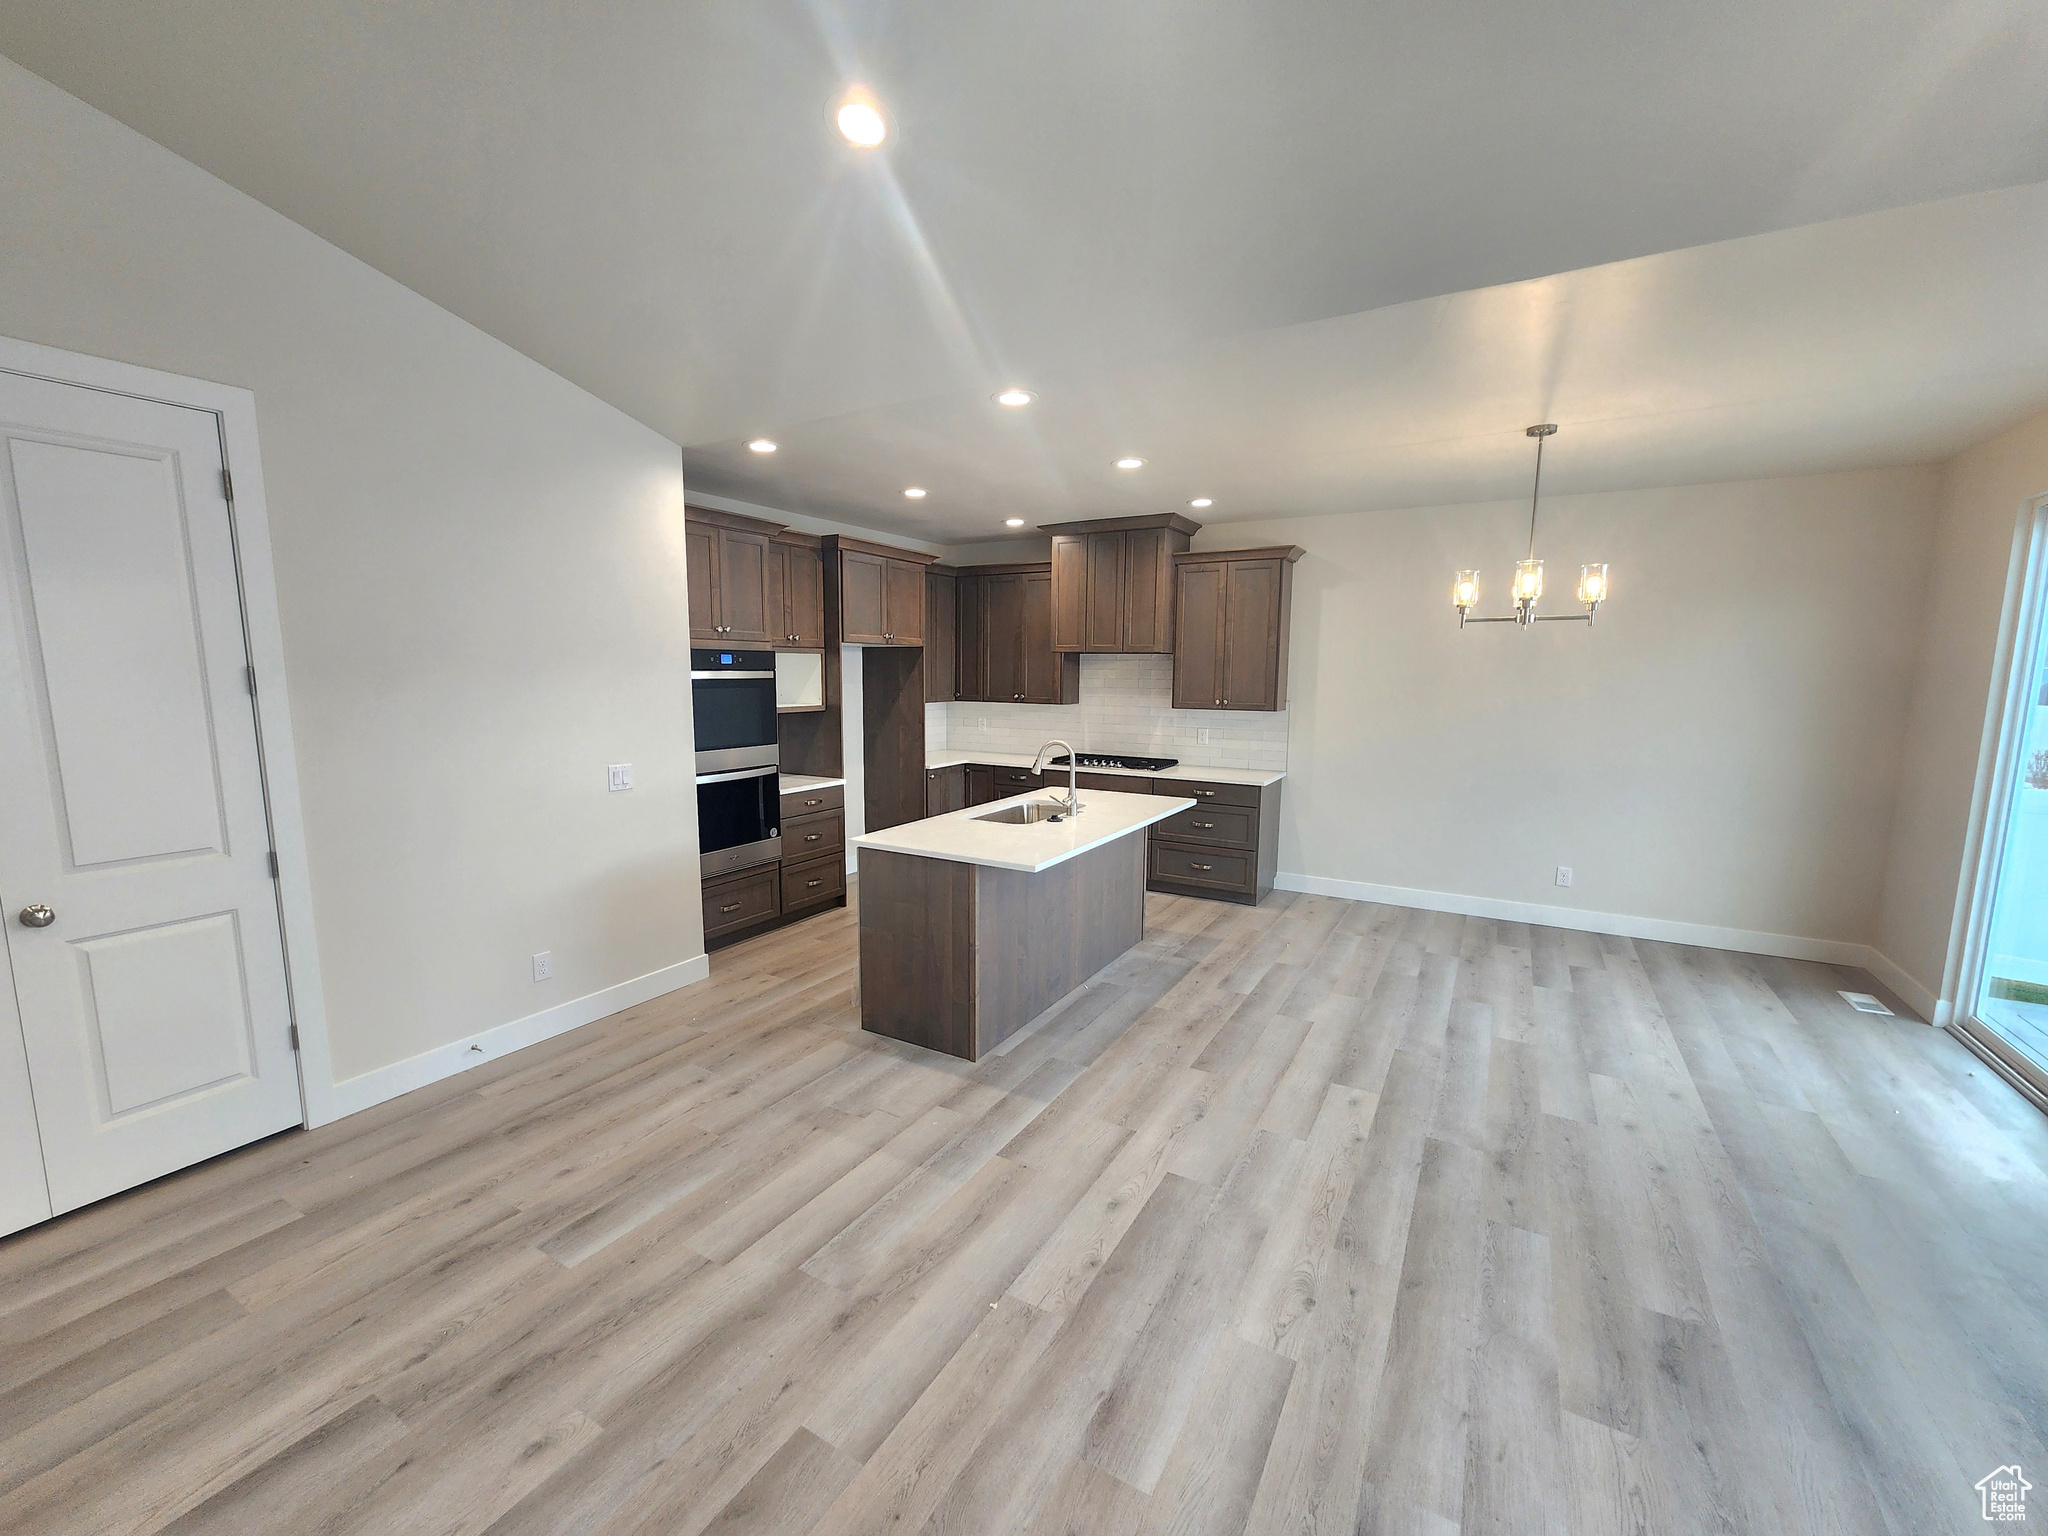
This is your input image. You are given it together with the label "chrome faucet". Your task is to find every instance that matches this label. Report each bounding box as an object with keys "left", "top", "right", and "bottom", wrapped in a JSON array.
[{"left": 1032, "top": 739, "right": 1082, "bottom": 818}]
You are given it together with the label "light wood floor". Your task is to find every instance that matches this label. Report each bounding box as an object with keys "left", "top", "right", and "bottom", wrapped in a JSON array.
[{"left": 5, "top": 887, "right": 2048, "bottom": 1535}]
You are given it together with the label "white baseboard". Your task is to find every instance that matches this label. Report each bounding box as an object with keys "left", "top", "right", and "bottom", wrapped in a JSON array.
[
  {"left": 1273, "top": 871, "right": 1940, "bottom": 1022},
  {"left": 307, "top": 953, "right": 711, "bottom": 1126}
]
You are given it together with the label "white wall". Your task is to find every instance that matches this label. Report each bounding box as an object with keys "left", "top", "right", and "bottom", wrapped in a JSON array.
[
  {"left": 1199, "top": 468, "right": 1941, "bottom": 949},
  {"left": 0, "top": 58, "right": 706, "bottom": 1100},
  {"left": 1877, "top": 406, "right": 2048, "bottom": 1013}
]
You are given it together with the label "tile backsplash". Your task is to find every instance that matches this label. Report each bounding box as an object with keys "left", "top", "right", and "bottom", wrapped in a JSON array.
[{"left": 926, "top": 653, "right": 1289, "bottom": 772}]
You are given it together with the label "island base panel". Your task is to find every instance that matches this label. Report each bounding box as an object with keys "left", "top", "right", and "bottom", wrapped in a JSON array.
[{"left": 858, "top": 836, "right": 1147, "bottom": 1060}]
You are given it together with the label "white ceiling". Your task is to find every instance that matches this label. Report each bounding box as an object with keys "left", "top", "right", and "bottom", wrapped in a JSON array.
[{"left": 4, "top": 1, "right": 2046, "bottom": 540}]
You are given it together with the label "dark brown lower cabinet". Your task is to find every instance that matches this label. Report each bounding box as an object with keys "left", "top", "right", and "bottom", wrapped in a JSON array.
[
  {"left": 781, "top": 851, "right": 845, "bottom": 912},
  {"left": 1146, "top": 777, "right": 1283, "bottom": 906},
  {"left": 701, "top": 864, "right": 780, "bottom": 945},
  {"left": 964, "top": 766, "right": 997, "bottom": 806},
  {"left": 926, "top": 765, "right": 966, "bottom": 816}
]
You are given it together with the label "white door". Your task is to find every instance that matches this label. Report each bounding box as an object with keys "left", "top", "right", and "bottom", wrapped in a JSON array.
[{"left": 0, "top": 371, "right": 301, "bottom": 1222}]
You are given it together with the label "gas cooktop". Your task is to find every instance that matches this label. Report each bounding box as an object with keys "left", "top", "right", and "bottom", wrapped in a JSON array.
[{"left": 1050, "top": 753, "right": 1180, "bottom": 772}]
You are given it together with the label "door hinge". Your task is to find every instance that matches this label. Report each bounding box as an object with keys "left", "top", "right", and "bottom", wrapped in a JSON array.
[
  {"left": 221, "top": 468, "right": 234, "bottom": 502},
  {"left": 268, "top": 850, "right": 279, "bottom": 879},
  {"left": 245, "top": 664, "right": 258, "bottom": 697},
  {"left": 288, "top": 1024, "right": 300, "bottom": 1051}
]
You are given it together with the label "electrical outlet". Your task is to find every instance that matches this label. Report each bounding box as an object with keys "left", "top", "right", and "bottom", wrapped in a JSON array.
[
  {"left": 1555, "top": 866, "right": 1573, "bottom": 888},
  {"left": 532, "top": 951, "right": 552, "bottom": 981},
  {"left": 1197, "top": 728, "right": 1212, "bottom": 745},
  {"left": 979, "top": 717, "right": 988, "bottom": 729},
  {"left": 608, "top": 763, "right": 633, "bottom": 792}
]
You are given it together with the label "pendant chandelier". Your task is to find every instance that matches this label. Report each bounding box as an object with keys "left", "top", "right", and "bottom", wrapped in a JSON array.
[{"left": 1453, "top": 424, "right": 1608, "bottom": 629}]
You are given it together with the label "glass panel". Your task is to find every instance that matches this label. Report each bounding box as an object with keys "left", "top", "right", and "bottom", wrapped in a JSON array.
[{"left": 1975, "top": 563, "right": 2048, "bottom": 1075}]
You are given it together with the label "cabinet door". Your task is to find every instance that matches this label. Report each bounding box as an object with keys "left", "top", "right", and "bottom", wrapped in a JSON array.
[
  {"left": 1121, "top": 528, "right": 1175, "bottom": 652},
  {"left": 783, "top": 543, "right": 824, "bottom": 647},
  {"left": 1050, "top": 536, "right": 1089, "bottom": 652},
  {"left": 716, "top": 528, "right": 776, "bottom": 644},
  {"left": 1173, "top": 561, "right": 1226, "bottom": 708},
  {"left": 954, "top": 575, "right": 986, "bottom": 700},
  {"left": 839, "top": 550, "right": 887, "bottom": 643},
  {"left": 1021, "top": 572, "right": 1061, "bottom": 702},
  {"left": 925, "top": 569, "right": 956, "bottom": 700},
  {"left": 1220, "top": 558, "right": 1283, "bottom": 710},
  {"left": 984, "top": 574, "right": 1026, "bottom": 701},
  {"left": 883, "top": 559, "right": 926, "bottom": 645},
  {"left": 1084, "top": 533, "right": 1126, "bottom": 651},
  {"left": 964, "top": 765, "right": 997, "bottom": 806},
  {"left": 925, "top": 765, "right": 966, "bottom": 816},
  {"left": 686, "top": 520, "right": 721, "bottom": 641}
]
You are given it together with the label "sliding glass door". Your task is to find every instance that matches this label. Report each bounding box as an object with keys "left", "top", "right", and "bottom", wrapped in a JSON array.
[{"left": 1967, "top": 497, "right": 2048, "bottom": 1096}]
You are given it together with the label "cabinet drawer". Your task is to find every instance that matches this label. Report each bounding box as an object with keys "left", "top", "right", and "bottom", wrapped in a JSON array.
[
  {"left": 1148, "top": 839, "right": 1255, "bottom": 895},
  {"left": 780, "top": 852, "right": 845, "bottom": 911},
  {"left": 1074, "top": 772, "right": 1151, "bottom": 793},
  {"left": 781, "top": 783, "right": 844, "bottom": 818},
  {"left": 783, "top": 807, "right": 845, "bottom": 860},
  {"left": 1153, "top": 803, "right": 1256, "bottom": 849},
  {"left": 703, "top": 866, "right": 779, "bottom": 938},
  {"left": 991, "top": 766, "right": 1043, "bottom": 792},
  {"left": 1165, "top": 777, "right": 1261, "bottom": 809}
]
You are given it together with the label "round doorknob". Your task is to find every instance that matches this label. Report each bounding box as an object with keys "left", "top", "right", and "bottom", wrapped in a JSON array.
[{"left": 19, "top": 904, "right": 55, "bottom": 928}]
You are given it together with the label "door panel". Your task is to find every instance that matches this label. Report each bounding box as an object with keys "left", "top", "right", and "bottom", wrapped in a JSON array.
[
  {"left": 1084, "top": 533, "right": 1125, "bottom": 651},
  {"left": 685, "top": 520, "right": 719, "bottom": 640},
  {"left": 782, "top": 542, "right": 824, "bottom": 647},
  {"left": 1173, "top": 561, "right": 1225, "bottom": 708},
  {"left": 840, "top": 551, "right": 886, "bottom": 643},
  {"left": 716, "top": 528, "right": 775, "bottom": 644},
  {"left": 985, "top": 574, "right": 1025, "bottom": 701},
  {"left": 1123, "top": 529, "right": 1173, "bottom": 652},
  {"left": 0, "top": 373, "right": 301, "bottom": 1221},
  {"left": 0, "top": 941, "right": 51, "bottom": 1234},
  {"left": 883, "top": 559, "right": 925, "bottom": 644},
  {"left": 954, "top": 574, "right": 986, "bottom": 700},
  {"left": 13, "top": 440, "right": 228, "bottom": 868},
  {"left": 1050, "top": 536, "right": 1088, "bottom": 652},
  {"left": 1221, "top": 559, "right": 1282, "bottom": 710},
  {"left": 1022, "top": 572, "right": 1059, "bottom": 701},
  {"left": 925, "top": 569, "right": 955, "bottom": 700}
]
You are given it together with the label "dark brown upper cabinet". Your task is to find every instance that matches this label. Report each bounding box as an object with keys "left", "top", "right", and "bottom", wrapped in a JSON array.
[
  {"left": 954, "top": 562, "right": 1079, "bottom": 704},
  {"left": 925, "top": 566, "right": 957, "bottom": 701},
  {"left": 1171, "top": 546, "right": 1304, "bottom": 711},
  {"left": 769, "top": 532, "right": 825, "bottom": 649},
  {"left": 821, "top": 535, "right": 935, "bottom": 646},
  {"left": 685, "top": 507, "right": 779, "bottom": 645},
  {"left": 1042, "top": 513, "right": 1199, "bottom": 654}
]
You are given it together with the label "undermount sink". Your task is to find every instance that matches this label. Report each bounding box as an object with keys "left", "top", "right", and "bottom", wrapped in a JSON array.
[{"left": 973, "top": 799, "right": 1077, "bottom": 825}]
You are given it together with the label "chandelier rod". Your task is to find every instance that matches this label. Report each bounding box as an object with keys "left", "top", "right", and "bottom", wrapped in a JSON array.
[{"left": 1526, "top": 427, "right": 1545, "bottom": 561}]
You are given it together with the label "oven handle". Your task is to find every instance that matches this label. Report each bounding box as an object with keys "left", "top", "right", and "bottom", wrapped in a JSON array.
[
  {"left": 696, "top": 764, "right": 780, "bottom": 785},
  {"left": 690, "top": 670, "right": 776, "bottom": 681}
]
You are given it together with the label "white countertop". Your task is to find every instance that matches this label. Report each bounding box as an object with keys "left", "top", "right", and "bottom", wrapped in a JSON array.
[
  {"left": 779, "top": 773, "right": 846, "bottom": 792},
  {"left": 925, "top": 750, "right": 1284, "bottom": 788},
  {"left": 853, "top": 788, "right": 1196, "bottom": 873}
]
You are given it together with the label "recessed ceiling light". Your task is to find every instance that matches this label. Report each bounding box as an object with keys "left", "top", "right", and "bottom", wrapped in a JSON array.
[
  {"left": 1005, "top": 518, "right": 1025, "bottom": 528},
  {"left": 1189, "top": 497, "right": 1212, "bottom": 508},
  {"left": 1116, "top": 457, "right": 1146, "bottom": 470},
  {"left": 994, "top": 388, "right": 1035, "bottom": 407},
  {"left": 904, "top": 487, "right": 927, "bottom": 499},
  {"left": 836, "top": 89, "right": 887, "bottom": 148},
  {"left": 747, "top": 438, "right": 777, "bottom": 454}
]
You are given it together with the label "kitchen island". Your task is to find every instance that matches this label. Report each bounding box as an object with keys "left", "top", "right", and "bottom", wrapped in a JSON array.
[{"left": 851, "top": 787, "right": 1193, "bottom": 1059}]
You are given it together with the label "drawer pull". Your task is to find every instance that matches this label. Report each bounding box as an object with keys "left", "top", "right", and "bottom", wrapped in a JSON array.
[
  {"left": 806, "top": 878, "right": 824, "bottom": 888},
  {"left": 1191, "top": 862, "right": 1214, "bottom": 871},
  {"left": 1191, "top": 820, "right": 1214, "bottom": 828},
  {"left": 719, "top": 901, "right": 742, "bottom": 913},
  {"left": 804, "top": 833, "right": 822, "bottom": 842},
  {"left": 804, "top": 798, "right": 823, "bottom": 806}
]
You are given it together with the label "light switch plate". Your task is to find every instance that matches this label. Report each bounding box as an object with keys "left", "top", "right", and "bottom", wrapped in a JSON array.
[
  {"left": 532, "top": 951, "right": 552, "bottom": 982},
  {"left": 608, "top": 763, "right": 633, "bottom": 792}
]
